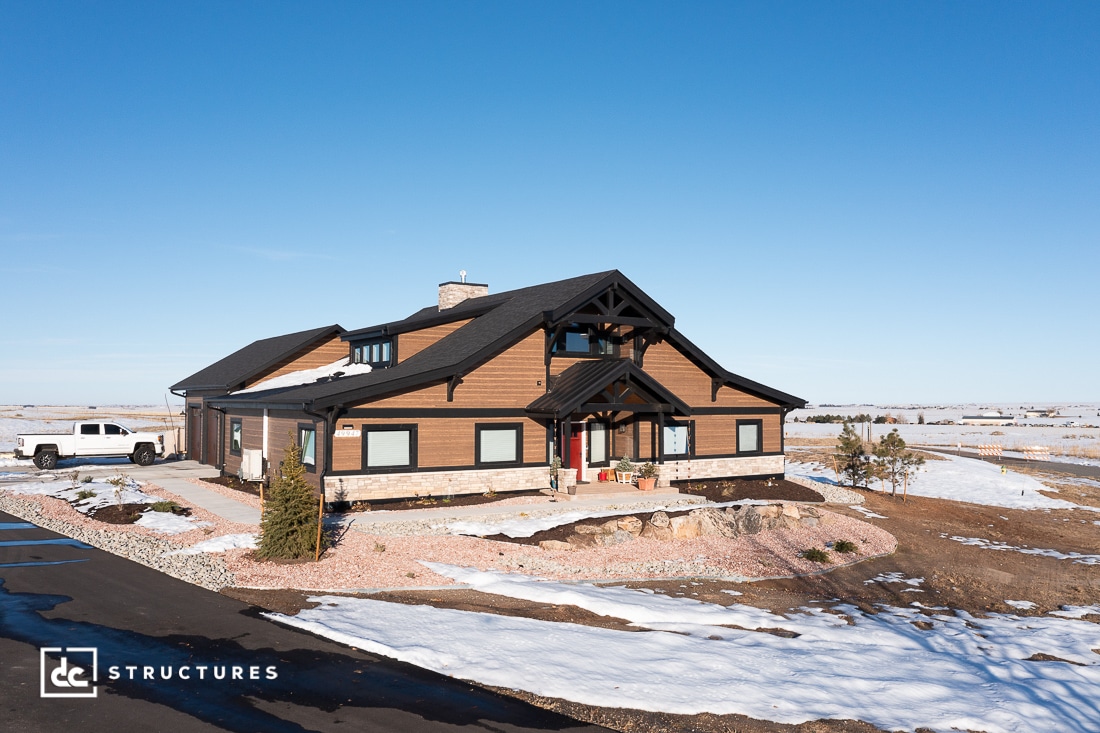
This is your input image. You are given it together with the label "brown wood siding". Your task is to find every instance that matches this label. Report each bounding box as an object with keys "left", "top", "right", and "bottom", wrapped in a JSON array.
[
  {"left": 341, "top": 417, "right": 545, "bottom": 471},
  {"left": 350, "top": 382, "right": 450, "bottom": 409},
  {"left": 642, "top": 341, "right": 776, "bottom": 408},
  {"left": 693, "top": 414, "right": 781, "bottom": 456},
  {"left": 635, "top": 418, "right": 657, "bottom": 461},
  {"left": 221, "top": 409, "right": 263, "bottom": 477},
  {"left": 451, "top": 331, "right": 545, "bottom": 407},
  {"left": 262, "top": 412, "right": 323, "bottom": 492},
  {"left": 398, "top": 320, "right": 472, "bottom": 362},
  {"left": 245, "top": 335, "right": 348, "bottom": 389}
]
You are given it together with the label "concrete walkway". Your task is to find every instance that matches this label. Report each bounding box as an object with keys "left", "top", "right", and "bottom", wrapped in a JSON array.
[{"left": 0, "top": 458, "right": 261, "bottom": 525}]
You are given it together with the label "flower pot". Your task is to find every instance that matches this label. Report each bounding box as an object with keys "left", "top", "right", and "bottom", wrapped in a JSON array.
[
  {"left": 615, "top": 471, "right": 633, "bottom": 484},
  {"left": 637, "top": 477, "right": 657, "bottom": 491}
]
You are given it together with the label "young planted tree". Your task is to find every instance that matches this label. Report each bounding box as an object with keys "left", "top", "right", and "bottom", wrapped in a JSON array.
[
  {"left": 835, "top": 420, "right": 873, "bottom": 489},
  {"left": 256, "top": 438, "right": 320, "bottom": 560},
  {"left": 873, "top": 428, "right": 925, "bottom": 498}
]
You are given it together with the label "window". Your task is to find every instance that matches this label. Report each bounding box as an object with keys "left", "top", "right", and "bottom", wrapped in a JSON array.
[
  {"left": 663, "top": 421, "right": 691, "bottom": 457},
  {"left": 364, "top": 425, "right": 417, "bottom": 470},
  {"left": 588, "top": 421, "right": 609, "bottom": 465},
  {"left": 737, "top": 420, "right": 763, "bottom": 454},
  {"left": 80, "top": 424, "right": 100, "bottom": 435},
  {"left": 351, "top": 338, "right": 394, "bottom": 368},
  {"left": 298, "top": 424, "right": 316, "bottom": 470},
  {"left": 230, "top": 419, "right": 242, "bottom": 455},
  {"left": 104, "top": 424, "right": 127, "bottom": 435},
  {"left": 476, "top": 423, "right": 523, "bottom": 466},
  {"left": 551, "top": 324, "right": 616, "bottom": 357}
]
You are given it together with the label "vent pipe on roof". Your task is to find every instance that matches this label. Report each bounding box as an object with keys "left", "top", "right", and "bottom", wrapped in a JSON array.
[{"left": 438, "top": 273, "right": 488, "bottom": 310}]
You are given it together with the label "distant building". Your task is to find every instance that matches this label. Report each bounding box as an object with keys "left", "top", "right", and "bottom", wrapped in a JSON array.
[
  {"left": 1024, "top": 409, "right": 1056, "bottom": 418},
  {"left": 959, "top": 411, "right": 1016, "bottom": 426}
]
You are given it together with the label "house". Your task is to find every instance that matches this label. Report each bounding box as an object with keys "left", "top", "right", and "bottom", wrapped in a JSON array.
[
  {"left": 170, "top": 271, "right": 806, "bottom": 503},
  {"left": 959, "top": 411, "right": 1017, "bottom": 426}
]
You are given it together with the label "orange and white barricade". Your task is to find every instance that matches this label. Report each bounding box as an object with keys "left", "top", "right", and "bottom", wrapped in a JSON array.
[
  {"left": 1023, "top": 446, "right": 1050, "bottom": 461},
  {"left": 978, "top": 444, "right": 1003, "bottom": 458}
]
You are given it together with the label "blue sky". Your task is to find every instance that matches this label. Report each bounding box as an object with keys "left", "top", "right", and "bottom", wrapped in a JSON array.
[{"left": 1, "top": 1, "right": 1096, "bottom": 406}]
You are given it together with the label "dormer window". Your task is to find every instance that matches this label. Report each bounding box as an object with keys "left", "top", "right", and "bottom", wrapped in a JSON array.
[
  {"left": 552, "top": 324, "right": 617, "bottom": 357},
  {"left": 352, "top": 338, "right": 393, "bottom": 368}
]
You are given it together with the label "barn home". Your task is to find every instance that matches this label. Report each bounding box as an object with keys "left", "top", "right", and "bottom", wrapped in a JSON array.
[{"left": 170, "top": 271, "right": 805, "bottom": 503}]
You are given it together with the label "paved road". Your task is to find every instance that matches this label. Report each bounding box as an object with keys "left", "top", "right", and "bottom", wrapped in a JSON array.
[
  {"left": 924, "top": 448, "right": 1100, "bottom": 480},
  {"left": 0, "top": 510, "right": 604, "bottom": 733}
]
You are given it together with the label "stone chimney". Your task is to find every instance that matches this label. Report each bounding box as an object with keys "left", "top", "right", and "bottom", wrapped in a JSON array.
[{"left": 438, "top": 271, "right": 488, "bottom": 310}]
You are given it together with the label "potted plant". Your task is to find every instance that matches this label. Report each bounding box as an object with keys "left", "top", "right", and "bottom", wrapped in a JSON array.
[
  {"left": 549, "top": 455, "right": 562, "bottom": 490},
  {"left": 615, "top": 456, "right": 634, "bottom": 484},
  {"left": 636, "top": 462, "right": 659, "bottom": 491}
]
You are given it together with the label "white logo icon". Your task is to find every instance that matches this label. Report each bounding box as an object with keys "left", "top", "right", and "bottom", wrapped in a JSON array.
[{"left": 40, "top": 647, "right": 98, "bottom": 698}]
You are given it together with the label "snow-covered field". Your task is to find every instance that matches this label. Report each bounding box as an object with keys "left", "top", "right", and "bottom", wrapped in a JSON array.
[
  {"left": 0, "top": 404, "right": 180, "bottom": 453},
  {"left": 786, "top": 453, "right": 1098, "bottom": 511},
  {"left": 787, "top": 402, "right": 1100, "bottom": 465},
  {"left": 271, "top": 564, "right": 1100, "bottom": 733}
]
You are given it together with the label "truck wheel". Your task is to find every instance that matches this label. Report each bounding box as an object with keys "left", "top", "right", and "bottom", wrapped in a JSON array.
[
  {"left": 133, "top": 445, "right": 156, "bottom": 467},
  {"left": 33, "top": 451, "right": 58, "bottom": 470}
]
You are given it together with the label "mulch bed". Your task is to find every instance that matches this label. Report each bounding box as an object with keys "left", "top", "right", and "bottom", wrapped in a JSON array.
[
  {"left": 86, "top": 502, "right": 192, "bottom": 524},
  {"left": 333, "top": 489, "right": 549, "bottom": 514},
  {"left": 674, "top": 477, "right": 824, "bottom": 504},
  {"left": 204, "top": 474, "right": 263, "bottom": 497}
]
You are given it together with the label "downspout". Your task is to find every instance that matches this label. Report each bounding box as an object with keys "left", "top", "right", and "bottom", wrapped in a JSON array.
[
  {"left": 170, "top": 389, "right": 187, "bottom": 459},
  {"left": 262, "top": 408, "right": 269, "bottom": 477}
]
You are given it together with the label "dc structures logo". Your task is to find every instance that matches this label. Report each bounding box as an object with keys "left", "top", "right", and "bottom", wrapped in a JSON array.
[{"left": 40, "top": 647, "right": 98, "bottom": 698}]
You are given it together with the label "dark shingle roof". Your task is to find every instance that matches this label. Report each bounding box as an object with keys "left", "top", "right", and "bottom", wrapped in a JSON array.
[
  {"left": 206, "top": 270, "right": 805, "bottom": 410},
  {"left": 526, "top": 359, "right": 692, "bottom": 418},
  {"left": 171, "top": 324, "right": 344, "bottom": 392}
]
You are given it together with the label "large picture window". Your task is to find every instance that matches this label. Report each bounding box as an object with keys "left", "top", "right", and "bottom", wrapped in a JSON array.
[
  {"left": 476, "top": 423, "right": 523, "bottom": 466},
  {"left": 230, "top": 419, "right": 242, "bottom": 455},
  {"left": 663, "top": 421, "right": 691, "bottom": 457},
  {"left": 298, "top": 424, "right": 316, "bottom": 470},
  {"left": 551, "top": 323, "right": 617, "bottom": 357},
  {"left": 363, "top": 425, "right": 417, "bottom": 470},
  {"left": 737, "top": 420, "right": 763, "bottom": 455}
]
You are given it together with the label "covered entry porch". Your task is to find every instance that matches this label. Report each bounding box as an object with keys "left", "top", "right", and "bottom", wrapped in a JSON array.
[{"left": 527, "top": 359, "right": 692, "bottom": 484}]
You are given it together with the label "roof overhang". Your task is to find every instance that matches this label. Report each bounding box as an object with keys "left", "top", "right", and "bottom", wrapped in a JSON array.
[{"left": 526, "top": 359, "right": 691, "bottom": 420}]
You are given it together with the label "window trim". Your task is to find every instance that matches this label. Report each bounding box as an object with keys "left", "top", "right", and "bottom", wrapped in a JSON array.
[
  {"left": 736, "top": 419, "right": 764, "bottom": 455},
  {"left": 350, "top": 337, "right": 396, "bottom": 369},
  {"left": 229, "top": 419, "right": 243, "bottom": 456},
  {"left": 474, "top": 423, "right": 524, "bottom": 467},
  {"left": 297, "top": 423, "right": 317, "bottom": 473},
  {"left": 360, "top": 424, "right": 418, "bottom": 473}
]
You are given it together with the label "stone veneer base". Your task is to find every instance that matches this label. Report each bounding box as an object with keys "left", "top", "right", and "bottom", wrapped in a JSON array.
[{"left": 324, "top": 455, "right": 783, "bottom": 502}]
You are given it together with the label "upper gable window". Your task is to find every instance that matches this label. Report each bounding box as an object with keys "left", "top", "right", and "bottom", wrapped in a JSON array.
[
  {"left": 351, "top": 338, "right": 393, "bottom": 368},
  {"left": 552, "top": 324, "right": 616, "bottom": 358}
]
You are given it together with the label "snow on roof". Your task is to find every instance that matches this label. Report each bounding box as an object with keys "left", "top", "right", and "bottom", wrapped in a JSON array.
[{"left": 233, "top": 360, "right": 372, "bottom": 395}]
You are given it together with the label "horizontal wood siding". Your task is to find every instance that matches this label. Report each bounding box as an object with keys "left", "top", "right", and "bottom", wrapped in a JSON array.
[
  {"left": 350, "top": 382, "right": 450, "bottom": 408},
  {"left": 398, "top": 320, "right": 472, "bottom": 362},
  {"left": 642, "top": 341, "right": 776, "bottom": 408},
  {"left": 452, "top": 331, "right": 545, "bottom": 407},
  {"left": 693, "top": 414, "right": 781, "bottom": 456},
  {"left": 337, "top": 417, "right": 545, "bottom": 471},
  {"left": 221, "top": 408, "right": 263, "bottom": 477},
  {"left": 246, "top": 335, "right": 348, "bottom": 389},
  {"left": 264, "top": 411, "right": 323, "bottom": 492}
]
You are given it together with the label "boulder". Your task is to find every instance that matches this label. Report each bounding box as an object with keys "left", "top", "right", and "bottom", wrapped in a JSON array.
[
  {"left": 727, "top": 505, "right": 763, "bottom": 535},
  {"left": 781, "top": 504, "right": 801, "bottom": 519},
  {"left": 604, "top": 529, "right": 635, "bottom": 546},
  {"left": 690, "top": 507, "right": 740, "bottom": 539},
  {"left": 574, "top": 524, "right": 608, "bottom": 535},
  {"left": 616, "top": 516, "right": 644, "bottom": 535},
  {"left": 799, "top": 516, "right": 820, "bottom": 528},
  {"left": 669, "top": 514, "right": 702, "bottom": 540},
  {"left": 755, "top": 504, "right": 781, "bottom": 519},
  {"left": 640, "top": 522, "right": 674, "bottom": 541},
  {"left": 566, "top": 533, "right": 600, "bottom": 549},
  {"left": 601, "top": 519, "right": 622, "bottom": 534},
  {"left": 539, "top": 539, "right": 572, "bottom": 551},
  {"left": 649, "top": 511, "right": 671, "bottom": 528}
]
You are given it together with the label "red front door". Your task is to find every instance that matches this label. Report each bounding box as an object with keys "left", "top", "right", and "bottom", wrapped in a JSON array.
[{"left": 569, "top": 425, "right": 583, "bottom": 473}]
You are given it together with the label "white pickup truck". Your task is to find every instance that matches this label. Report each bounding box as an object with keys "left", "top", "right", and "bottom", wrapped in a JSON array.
[{"left": 15, "top": 421, "right": 166, "bottom": 469}]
